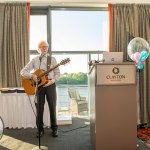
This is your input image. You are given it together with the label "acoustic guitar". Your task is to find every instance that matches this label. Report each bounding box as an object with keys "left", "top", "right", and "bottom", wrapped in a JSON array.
[{"left": 22, "top": 58, "right": 70, "bottom": 95}]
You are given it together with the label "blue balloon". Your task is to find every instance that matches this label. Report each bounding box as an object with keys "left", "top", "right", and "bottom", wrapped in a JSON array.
[
  {"left": 137, "top": 63, "right": 144, "bottom": 70},
  {"left": 139, "top": 50, "right": 148, "bottom": 62}
]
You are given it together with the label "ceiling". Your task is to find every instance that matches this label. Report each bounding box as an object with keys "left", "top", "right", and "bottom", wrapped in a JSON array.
[{"left": 0, "top": 0, "right": 150, "bottom": 7}]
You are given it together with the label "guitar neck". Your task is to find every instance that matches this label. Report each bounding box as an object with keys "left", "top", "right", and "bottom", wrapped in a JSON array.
[{"left": 38, "top": 63, "right": 60, "bottom": 78}]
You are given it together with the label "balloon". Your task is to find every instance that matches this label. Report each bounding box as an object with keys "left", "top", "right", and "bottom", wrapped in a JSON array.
[
  {"left": 127, "top": 37, "right": 150, "bottom": 69},
  {"left": 131, "top": 54, "right": 136, "bottom": 61},
  {"left": 139, "top": 50, "right": 148, "bottom": 62},
  {"left": 137, "top": 63, "right": 144, "bottom": 70},
  {"left": 136, "top": 61, "right": 144, "bottom": 70},
  {"left": 136, "top": 61, "right": 144, "bottom": 66},
  {"left": 134, "top": 52, "right": 141, "bottom": 62},
  {"left": 127, "top": 37, "right": 150, "bottom": 62}
]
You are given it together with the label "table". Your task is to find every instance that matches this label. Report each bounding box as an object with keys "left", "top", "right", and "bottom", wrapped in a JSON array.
[{"left": 0, "top": 93, "right": 50, "bottom": 128}]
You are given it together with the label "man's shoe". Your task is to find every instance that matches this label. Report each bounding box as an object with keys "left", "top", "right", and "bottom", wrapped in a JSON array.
[
  {"left": 36, "top": 130, "right": 44, "bottom": 138},
  {"left": 52, "top": 130, "right": 58, "bottom": 137}
]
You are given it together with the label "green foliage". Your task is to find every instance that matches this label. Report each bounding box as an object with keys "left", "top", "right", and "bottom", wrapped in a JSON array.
[{"left": 56, "top": 72, "right": 88, "bottom": 85}]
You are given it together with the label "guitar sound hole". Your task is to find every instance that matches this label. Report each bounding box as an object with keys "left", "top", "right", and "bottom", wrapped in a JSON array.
[{"left": 33, "top": 79, "right": 42, "bottom": 86}]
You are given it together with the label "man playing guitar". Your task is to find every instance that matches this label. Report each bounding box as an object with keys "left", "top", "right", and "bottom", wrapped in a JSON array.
[{"left": 20, "top": 40, "right": 60, "bottom": 138}]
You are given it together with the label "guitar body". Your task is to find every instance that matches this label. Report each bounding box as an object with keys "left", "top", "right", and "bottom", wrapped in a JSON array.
[{"left": 22, "top": 69, "right": 47, "bottom": 95}]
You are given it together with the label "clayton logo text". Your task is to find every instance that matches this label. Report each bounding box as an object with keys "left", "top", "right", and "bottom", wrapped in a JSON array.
[{"left": 106, "top": 75, "right": 126, "bottom": 79}]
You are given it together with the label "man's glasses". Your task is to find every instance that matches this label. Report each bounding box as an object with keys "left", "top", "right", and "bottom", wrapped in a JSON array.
[{"left": 40, "top": 46, "right": 49, "bottom": 48}]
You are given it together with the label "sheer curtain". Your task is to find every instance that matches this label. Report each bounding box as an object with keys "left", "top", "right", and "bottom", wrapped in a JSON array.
[
  {"left": 110, "top": 4, "right": 150, "bottom": 126},
  {"left": 0, "top": 3, "right": 29, "bottom": 88}
]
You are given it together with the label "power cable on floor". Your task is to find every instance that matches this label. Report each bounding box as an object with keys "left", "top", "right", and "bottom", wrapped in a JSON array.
[{"left": 58, "top": 124, "right": 89, "bottom": 133}]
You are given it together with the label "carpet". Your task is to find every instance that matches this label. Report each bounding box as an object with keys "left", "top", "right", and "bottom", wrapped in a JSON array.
[
  {"left": 137, "top": 124, "right": 150, "bottom": 149},
  {"left": 0, "top": 117, "right": 92, "bottom": 150}
]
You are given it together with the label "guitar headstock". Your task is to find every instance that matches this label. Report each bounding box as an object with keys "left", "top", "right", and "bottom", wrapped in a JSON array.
[{"left": 60, "top": 58, "right": 70, "bottom": 65}]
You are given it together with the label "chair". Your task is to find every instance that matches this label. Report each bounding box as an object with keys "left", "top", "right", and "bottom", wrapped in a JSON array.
[{"left": 68, "top": 88, "right": 88, "bottom": 115}]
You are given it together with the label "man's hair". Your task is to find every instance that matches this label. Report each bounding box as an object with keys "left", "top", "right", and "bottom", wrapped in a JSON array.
[{"left": 37, "top": 40, "right": 49, "bottom": 53}]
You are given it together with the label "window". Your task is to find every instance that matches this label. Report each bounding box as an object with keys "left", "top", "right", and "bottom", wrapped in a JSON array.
[{"left": 30, "top": 7, "right": 109, "bottom": 115}]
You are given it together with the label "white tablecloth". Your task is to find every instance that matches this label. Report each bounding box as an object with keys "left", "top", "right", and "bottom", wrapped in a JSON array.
[{"left": 0, "top": 93, "right": 50, "bottom": 128}]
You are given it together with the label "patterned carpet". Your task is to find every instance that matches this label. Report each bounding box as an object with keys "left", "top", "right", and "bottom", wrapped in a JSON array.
[{"left": 137, "top": 124, "right": 150, "bottom": 149}]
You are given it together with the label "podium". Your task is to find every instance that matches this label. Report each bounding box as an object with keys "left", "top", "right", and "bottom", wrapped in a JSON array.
[{"left": 89, "top": 63, "right": 137, "bottom": 150}]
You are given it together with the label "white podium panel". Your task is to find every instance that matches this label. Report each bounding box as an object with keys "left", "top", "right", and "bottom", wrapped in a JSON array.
[
  {"left": 96, "top": 64, "right": 136, "bottom": 85},
  {"left": 89, "top": 63, "right": 137, "bottom": 150}
]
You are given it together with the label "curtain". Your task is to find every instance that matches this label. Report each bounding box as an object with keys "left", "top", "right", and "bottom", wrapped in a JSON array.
[
  {"left": 108, "top": 4, "right": 112, "bottom": 52},
  {"left": 0, "top": 3, "right": 29, "bottom": 88},
  {"left": 110, "top": 4, "right": 150, "bottom": 126}
]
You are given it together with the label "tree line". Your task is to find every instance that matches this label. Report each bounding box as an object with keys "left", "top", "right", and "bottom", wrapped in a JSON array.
[{"left": 56, "top": 72, "right": 88, "bottom": 85}]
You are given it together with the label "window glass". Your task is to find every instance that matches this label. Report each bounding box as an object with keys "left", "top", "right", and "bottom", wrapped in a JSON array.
[
  {"left": 53, "top": 54, "right": 88, "bottom": 73},
  {"left": 91, "top": 54, "right": 103, "bottom": 61},
  {"left": 30, "top": 15, "right": 47, "bottom": 50},
  {"left": 51, "top": 11, "right": 108, "bottom": 51}
]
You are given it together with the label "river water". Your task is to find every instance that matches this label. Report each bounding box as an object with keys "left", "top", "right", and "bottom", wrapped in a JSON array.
[{"left": 56, "top": 85, "right": 88, "bottom": 108}]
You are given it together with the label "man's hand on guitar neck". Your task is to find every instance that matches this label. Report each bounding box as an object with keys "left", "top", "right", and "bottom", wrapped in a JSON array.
[{"left": 43, "top": 79, "right": 54, "bottom": 87}]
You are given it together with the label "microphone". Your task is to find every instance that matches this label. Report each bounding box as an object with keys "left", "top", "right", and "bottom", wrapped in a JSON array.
[
  {"left": 39, "top": 54, "right": 45, "bottom": 61},
  {"left": 88, "top": 60, "right": 98, "bottom": 66}
]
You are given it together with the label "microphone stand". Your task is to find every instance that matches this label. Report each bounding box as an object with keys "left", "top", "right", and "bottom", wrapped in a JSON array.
[
  {"left": 35, "top": 76, "right": 41, "bottom": 149},
  {"left": 32, "top": 56, "right": 48, "bottom": 150}
]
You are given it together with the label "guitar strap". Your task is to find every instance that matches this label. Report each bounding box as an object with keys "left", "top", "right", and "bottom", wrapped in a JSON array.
[{"left": 47, "top": 55, "right": 51, "bottom": 71}]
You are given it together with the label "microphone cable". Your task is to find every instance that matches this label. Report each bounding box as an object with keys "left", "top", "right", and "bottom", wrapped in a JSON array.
[
  {"left": 26, "top": 95, "right": 90, "bottom": 132},
  {"left": 58, "top": 124, "right": 89, "bottom": 133},
  {"left": 27, "top": 95, "right": 37, "bottom": 117}
]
